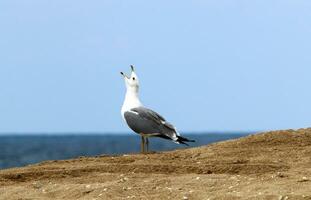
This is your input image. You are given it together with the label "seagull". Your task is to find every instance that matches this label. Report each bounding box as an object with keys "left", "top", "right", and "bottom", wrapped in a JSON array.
[{"left": 120, "top": 65, "right": 194, "bottom": 153}]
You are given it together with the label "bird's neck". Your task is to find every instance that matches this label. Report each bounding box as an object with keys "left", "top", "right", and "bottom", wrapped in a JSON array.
[{"left": 122, "top": 89, "right": 143, "bottom": 112}]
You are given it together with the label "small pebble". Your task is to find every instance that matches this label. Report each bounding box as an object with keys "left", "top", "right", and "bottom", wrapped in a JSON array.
[
  {"left": 277, "top": 172, "right": 283, "bottom": 177},
  {"left": 278, "top": 195, "right": 288, "bottom": 200},
  {"left": 298, "top": 177, "right": 309, "bottom": 182}
]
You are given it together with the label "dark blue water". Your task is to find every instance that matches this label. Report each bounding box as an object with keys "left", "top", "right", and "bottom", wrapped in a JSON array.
[{"left": 0, "top": 132, "right": 251, "bottom": 170}]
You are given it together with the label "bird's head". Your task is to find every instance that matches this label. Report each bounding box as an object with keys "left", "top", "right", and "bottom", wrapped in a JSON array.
[{"left": 120, "top": 65, "right": 139, "bottom": 91}]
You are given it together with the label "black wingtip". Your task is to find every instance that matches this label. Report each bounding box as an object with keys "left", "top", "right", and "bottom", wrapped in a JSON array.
[
  {"left": 179, "top": 141, "right": 189, "bottom": 146},
  {"left": 176, "top": 136, "right": 195, "bottom": 146}
]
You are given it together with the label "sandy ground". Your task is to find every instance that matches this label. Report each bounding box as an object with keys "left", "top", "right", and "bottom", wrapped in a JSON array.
[{"left": 1, "top": 128, "right": 311, "bottom": 200}]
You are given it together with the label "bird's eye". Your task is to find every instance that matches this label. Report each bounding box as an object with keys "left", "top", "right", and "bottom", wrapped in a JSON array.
[{"left": 132, "top": 77, "right": 136, "bottom": 80}]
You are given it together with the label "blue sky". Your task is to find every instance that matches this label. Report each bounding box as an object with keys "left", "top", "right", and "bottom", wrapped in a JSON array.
[{"left": 0, "top": 0, "right": 310, "bottom": 133}]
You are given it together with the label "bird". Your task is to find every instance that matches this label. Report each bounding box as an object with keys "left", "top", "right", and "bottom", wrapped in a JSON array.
[{"left": 120, "top": 65, "right": 194, "bottom": 153}]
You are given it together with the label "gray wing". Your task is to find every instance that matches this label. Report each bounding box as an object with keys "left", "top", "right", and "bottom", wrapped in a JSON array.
[{"left": 123, "top": 107, "right": 178, "bottom": 140}]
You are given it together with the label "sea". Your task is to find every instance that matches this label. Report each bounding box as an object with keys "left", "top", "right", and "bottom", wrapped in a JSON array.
[{"left": 0, "top": 132, "right": 252, "bottom": 170}]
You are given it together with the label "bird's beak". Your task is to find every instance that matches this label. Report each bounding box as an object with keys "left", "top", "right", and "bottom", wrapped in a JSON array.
[
  {"left": 120, "top": 65, "right": 135, "bottom": 78},
  {"left": 120, "top": 72, "right": 129, "bottom": 79}
]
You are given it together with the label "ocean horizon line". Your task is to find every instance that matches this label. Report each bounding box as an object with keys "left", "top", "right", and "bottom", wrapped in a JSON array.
[{"left": 0, "top": 130, "right": 258, "bottom": 136}]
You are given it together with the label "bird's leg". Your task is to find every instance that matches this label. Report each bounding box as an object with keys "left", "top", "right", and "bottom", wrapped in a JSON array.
[
  {"left": 146, "top": 138, "right": 149, "bottom": 152},
  {"left": 141, "top": 135, "right": 145, "bottom": 153}
]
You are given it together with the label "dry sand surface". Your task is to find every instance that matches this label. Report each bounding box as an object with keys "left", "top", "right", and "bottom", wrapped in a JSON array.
[{"left": 1, "top": 128, "right": 311, "bottom": 200}]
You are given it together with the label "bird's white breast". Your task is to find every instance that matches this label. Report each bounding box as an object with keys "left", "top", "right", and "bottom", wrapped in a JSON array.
[{"left": 121, "top": 91, "right": 143, "bottom": 120}]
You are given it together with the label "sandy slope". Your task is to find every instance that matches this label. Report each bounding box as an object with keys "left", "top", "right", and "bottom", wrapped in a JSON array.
[{"left": 1, "top": 128, "right": 311, "bottom": 200}]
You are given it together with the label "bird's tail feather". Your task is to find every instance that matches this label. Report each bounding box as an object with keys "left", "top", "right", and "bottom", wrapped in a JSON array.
[{"left": 176, "top": 136, "right": 195, "bottom": 146}]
